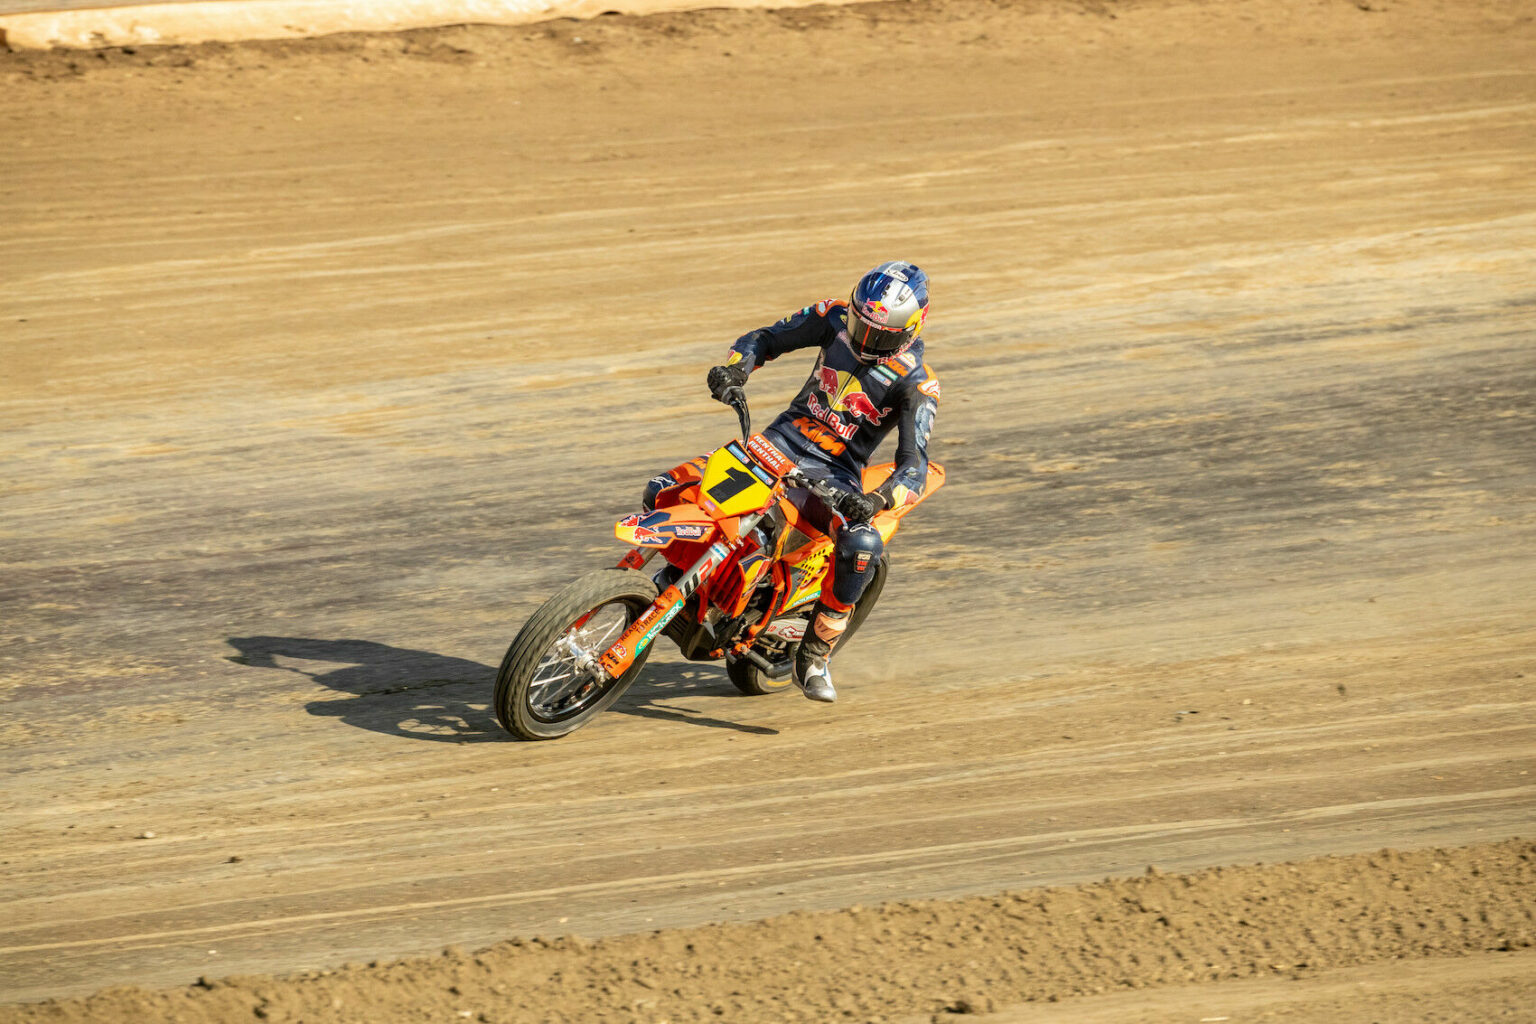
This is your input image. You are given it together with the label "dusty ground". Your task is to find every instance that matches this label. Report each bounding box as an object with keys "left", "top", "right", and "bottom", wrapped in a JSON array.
[
  {"left": 2, "top": 0, "right": 1534, "bottom": 1019},
  {"left": 4, "top": 840, "right": 1534, "bottom": 1022}
]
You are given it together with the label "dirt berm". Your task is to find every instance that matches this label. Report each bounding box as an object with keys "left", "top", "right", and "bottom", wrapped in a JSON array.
[
  {"left": 4, "top": 840, "right": 1534, "bottom": 1023},
  {"left": 2, "top": 0, "right": 1534, "bottom": 1021}
]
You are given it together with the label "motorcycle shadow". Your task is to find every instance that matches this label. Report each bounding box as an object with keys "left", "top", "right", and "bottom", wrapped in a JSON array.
[
  {"left": 224, "top": 636, "right": 776, "bottom": 742},
  {"left": 614, "top": 663, "right": 780, "bottom": 737}
]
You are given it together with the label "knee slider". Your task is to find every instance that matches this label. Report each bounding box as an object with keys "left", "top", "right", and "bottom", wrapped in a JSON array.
[
  {"left": 642, "top": 473, "right": 675, "bottom": 512},
  {"left": 838, "top": 521, "right": 884, "bottom": 560}
]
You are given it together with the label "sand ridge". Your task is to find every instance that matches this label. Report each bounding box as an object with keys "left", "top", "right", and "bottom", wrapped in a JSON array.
[{"left": 3, "top": 840, "right": 1533, "bottom": 1023}]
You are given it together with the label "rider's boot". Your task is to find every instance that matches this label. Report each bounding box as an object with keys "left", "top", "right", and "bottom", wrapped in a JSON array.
[{"left": 793, "top": 601, "right": 849, "bottom": 703}]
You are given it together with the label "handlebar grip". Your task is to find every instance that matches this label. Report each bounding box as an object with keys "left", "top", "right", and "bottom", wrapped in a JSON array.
[
  {"left": 784, "top": 469, "right": 839, "bottom": 501},
  {"left": 719, "top": 386, "right": 751, "bottom": 441}
]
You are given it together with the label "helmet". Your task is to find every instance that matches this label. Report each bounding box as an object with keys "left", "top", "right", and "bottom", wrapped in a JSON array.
[{"left": 846, "top": 261, "right": 930, "bottom": 363}]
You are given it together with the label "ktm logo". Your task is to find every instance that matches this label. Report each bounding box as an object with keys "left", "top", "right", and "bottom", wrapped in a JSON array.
[{"left": 793, "top": 416, "right": 847, "bottom": 455}]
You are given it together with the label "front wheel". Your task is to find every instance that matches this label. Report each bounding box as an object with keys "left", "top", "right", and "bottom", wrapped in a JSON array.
[
  {"left": 727, "top": 553, "right": 889, "bottom": 696},
  {"left": 494, "top": 568, "right": 659, "bottom": 740}
]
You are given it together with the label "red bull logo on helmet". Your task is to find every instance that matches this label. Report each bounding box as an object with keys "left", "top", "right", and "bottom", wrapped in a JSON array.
[{"left": 810, "top": 363, "right": 893, "bottom": 438}]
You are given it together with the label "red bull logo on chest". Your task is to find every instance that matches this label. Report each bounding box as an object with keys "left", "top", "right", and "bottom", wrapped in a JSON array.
[{"left": 810, "top": 364, "right": 893, "bottom": 438}]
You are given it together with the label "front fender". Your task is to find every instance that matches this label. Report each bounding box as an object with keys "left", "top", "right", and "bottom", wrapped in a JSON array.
[{"left": 615, "top": 505, "right": 719, "bottom": 547}]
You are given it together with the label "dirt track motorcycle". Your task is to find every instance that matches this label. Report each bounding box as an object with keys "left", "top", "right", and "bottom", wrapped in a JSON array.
[{"left": 493, "top": 388, "right": 945, "bottom": 739}]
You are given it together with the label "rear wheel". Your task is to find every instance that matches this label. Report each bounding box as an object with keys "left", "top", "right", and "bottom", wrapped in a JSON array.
[
  {"left": 494, "top": 568, "right": 659, "bottom": 740},
  {"left": 727, "top": 553, "right": 889, "bottom": 696}
]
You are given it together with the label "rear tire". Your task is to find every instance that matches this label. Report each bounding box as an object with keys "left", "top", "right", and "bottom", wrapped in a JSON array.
[
  {"left": 494, "top": 568, "right": 658, "bottom": 740},
  {"left": 726, "top": 650, "right": 790, "bottom": 696},
  {"left": 727, "top": 553, "right": 889, "bottom": 696}
]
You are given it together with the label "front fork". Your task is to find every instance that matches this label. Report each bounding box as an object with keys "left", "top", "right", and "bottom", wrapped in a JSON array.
[{"left": 597, "top": 511, "right": 766, "bottom": 679}]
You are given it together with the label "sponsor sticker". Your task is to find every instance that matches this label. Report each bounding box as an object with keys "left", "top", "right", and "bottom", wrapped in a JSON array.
[
  {"left": 766, "top": 619, "right": 806, "bottom": 641},
  {"left": 746, "top": 433, "right": 794, "bottom": 477},
  {"left": 639, "top": 616, "right": 668, "bottom": 647}
]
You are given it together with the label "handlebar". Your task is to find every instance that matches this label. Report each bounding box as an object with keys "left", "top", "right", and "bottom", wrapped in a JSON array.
[
  {"left": 718, "top": 385, "right": 751, "bottom": 442},
  {"left": 783, "top": 466, "right": 845, "bottom": 505}
]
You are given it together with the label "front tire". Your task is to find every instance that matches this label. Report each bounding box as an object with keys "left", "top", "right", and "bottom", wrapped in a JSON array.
[
  {"left": 494, "top": 568, "right": 658, "bottom": 740},
  {"left": 727, "top": 553, "right": 889, "bottom": 696}
]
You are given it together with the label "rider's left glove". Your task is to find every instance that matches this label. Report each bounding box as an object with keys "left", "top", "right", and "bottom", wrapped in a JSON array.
[
  {"left": 833, "top": 489, "right": 882, "bottom": 525},
  {"left": 708, "top": 363, "right": 750, "bottom": 401}
]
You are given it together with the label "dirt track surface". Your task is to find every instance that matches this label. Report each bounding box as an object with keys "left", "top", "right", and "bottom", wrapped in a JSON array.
[
  {"left": 2, "top": 0, "right": 1535, "bottom": 1015},
  {"left": 4, "top": 840, "right": 1534, "bottom": 1023}
]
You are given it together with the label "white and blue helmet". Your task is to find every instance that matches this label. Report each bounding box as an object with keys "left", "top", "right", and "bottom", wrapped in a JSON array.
[{"left": 847, "top": 260, "right": 930, "bottom": 363}]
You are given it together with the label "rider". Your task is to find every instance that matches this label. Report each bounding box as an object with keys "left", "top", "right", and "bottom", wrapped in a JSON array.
[{"left": 642, "top": 261, "right": 941, "bottom": 703}]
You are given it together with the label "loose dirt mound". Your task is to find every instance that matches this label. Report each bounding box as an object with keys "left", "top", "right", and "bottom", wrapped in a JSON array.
[{"left": 5, "top": 839, "right": 1532, "bottom": 1023}]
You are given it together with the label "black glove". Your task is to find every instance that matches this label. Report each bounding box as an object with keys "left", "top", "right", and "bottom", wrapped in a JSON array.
[
  {"left": 707, "top": 363, "right": 749, "bottom": 401},
  {"left": 833, "top": 488, "right": 881, "bottom": 525}
]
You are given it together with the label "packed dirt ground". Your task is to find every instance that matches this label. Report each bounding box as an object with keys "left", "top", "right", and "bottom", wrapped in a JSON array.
[{"left": 2, "top": 0, "right": 1534, "bottom": 1020}]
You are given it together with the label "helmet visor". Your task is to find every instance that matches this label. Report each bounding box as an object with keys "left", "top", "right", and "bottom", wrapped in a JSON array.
[{"left": 847, "top": 309, "right": 914, "bottom": 361}]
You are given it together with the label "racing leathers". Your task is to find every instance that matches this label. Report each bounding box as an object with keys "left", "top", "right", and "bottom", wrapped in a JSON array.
[{"left": 645, "top": 296, "right": 940, "bottom": 617}]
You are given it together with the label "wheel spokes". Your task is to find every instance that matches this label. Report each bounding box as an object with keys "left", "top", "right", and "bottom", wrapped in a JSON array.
[{"left": 528, "top": 603, "right": 632, "bottom": 719}]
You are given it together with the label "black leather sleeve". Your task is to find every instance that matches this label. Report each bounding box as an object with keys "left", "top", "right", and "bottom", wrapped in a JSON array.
[
  {"left": 727, "top": 301, "right": 842, "bottom": 368},
  {"left": 879, "top": 381, "right": 937, "bottom": 505}
]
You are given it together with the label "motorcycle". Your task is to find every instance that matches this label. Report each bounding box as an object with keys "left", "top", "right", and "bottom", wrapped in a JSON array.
[{"left": 492, "top": 388, "right": 945, "bottom": 739}]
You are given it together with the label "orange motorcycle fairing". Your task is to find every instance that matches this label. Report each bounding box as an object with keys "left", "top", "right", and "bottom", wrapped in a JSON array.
[
  {"left": 707, "top": 534, "right": 774, "bottom": 620},
  {"left": 614, "top": 504, "right": 719, "bottom": 548},
  {"left": 772, "top": 493, "right": 833, "bottom": 562}
]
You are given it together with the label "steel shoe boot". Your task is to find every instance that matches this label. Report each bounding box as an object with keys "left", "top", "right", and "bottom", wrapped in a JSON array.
[{"left": 792, "top": 602, "right": 849, "bottom": 703}]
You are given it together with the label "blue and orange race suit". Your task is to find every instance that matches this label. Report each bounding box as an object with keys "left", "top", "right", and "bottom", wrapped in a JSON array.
[
  {"left": 731, "top": 297, "right": 940, "bottom": 511},
  {"left": 647, "top": 298, "right": 940, "bottom": 612}
]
